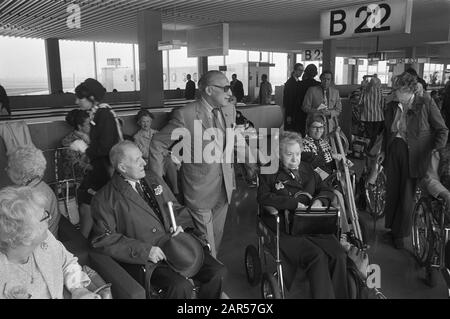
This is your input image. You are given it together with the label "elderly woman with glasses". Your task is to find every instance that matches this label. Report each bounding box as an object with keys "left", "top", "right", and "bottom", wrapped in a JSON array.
[
  {"left": 380, "top": 72, "right": 448, "bottom": 249},
  {"left": 0, "top": 187, "right": 100, "bottom": 299},
  {"left": 6, "top": 147, "right": 60, "bottom": 237},
  {"left": 257, "top": 131, "right": 349, "bottom": 299},
  {"left": 302, "top": 114, "right": 344, "bottom": 179}
]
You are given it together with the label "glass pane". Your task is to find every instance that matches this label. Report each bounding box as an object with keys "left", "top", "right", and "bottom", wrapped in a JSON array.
[
  {"left": 224, "top": 49, "right": 248, "bottom": 95},
  {"left": 162, "top": 50, "right": 169, "bottom": 90},
  {"left": 168, "top": 47, "right": 198, "bottom": 90},
  {"left": 0, "top": 36, "right": 49, "bottom": 95},
  {"left": 270, "top": 52, "right": 288, "bottom": 88},
  {"left": 95, "top": 42, "right": 135, "bottom": 92},
  {"left": 261, "top": 51, "right": 269, "bottom": 62},
  {"left": 248, "top": 51, "right": 260, "bottom": 62},
  {"left": 60, "top": 40, "right": 96, "bottom": 93},
  {"left": 335, "top": 57, "right": 346, "bottom": 85},
  {"left": 208, "top": 55, "right": 225, "bottom": 71},
  {"left": 134, "top": 44, "right": 140, "bottom": 91}
]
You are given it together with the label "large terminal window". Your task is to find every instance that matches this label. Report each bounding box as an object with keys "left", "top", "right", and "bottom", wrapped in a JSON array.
[
  {"left": 225, "top": 50, "right": 248, "bottom": 95},
  {"left": 168, "top": 47, "right": 198, "bottom": 90},
  {"left": 60, "top": 40, "right": 96, "bottom": 93},
  {"left": 270, "top": 52, "right": 288, "bottom": 88},
  {"left": 424, "top": 63, "right": 445, "bottom": 86},
  {"left": 0, "top": 36, "right": 49, "bottom": 95},
  {"left": 95, "top": 42, "right": 136, "bottom": 93}
]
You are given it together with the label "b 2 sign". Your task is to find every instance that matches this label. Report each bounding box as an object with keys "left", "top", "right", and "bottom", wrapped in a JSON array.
[{"left": 320, "top": 0, "right": 412, "bottom": 39}]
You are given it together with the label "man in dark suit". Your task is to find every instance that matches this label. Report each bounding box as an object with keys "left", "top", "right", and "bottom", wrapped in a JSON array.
[
  {"left": 185, "top": 74, "right": 196, "bottom": 100},
  {"left": 90, "top": 141, "right": 226, "bottom": 299},
  {"left": 283, "top": 63, "right": 304, "bottom": 131},
  {"left": 230, "top": 74, "right": 244, "bottom": 102},
  {"left": 297, "top": 64, "right": 321, "bottom": 135}
]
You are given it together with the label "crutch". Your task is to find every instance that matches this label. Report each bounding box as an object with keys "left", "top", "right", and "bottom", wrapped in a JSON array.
[{"left": 327, "top": 116, "right": 364, "bottom": 243}]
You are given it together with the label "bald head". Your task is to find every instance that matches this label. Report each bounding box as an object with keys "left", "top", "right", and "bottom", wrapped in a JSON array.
[{"left": 198, "top": 70, "right": 232, "bottom": 108}]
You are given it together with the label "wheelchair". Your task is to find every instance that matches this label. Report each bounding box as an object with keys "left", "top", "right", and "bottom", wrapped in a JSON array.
[
  {"left": 244, "top": 194, "right": 369, "bottom": 299},
  {"left": 411, "top": 194, "right": 450, "bottom": 295}
]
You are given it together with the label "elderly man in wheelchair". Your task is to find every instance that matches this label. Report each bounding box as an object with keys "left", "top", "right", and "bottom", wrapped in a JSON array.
[
  {"left": 256, "top": 131, "right": 351, "bottom": 299},
  {"left": 414, "top": 144, "right": 450, "bottom": 289}
]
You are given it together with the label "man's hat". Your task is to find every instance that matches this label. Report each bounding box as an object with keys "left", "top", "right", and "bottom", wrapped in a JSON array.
[{"left": 158, "top": 232, "right": 204, "bottom": 278}]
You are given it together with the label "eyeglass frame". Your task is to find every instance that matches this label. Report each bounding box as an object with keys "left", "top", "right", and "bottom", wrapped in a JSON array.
[
  {"left": 310, "top": 125, "right": 325, "bottom": 130},
  {"left": 209, "top": 84, "right": 231, "bottom": 93},
  {"left": 40, "top": 210, "right": 51, "bottom": 223}
]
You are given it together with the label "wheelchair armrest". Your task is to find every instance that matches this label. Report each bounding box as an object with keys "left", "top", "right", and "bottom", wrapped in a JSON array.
[{"left": 262, "top": 206, "right": 279, "bottom": 216}]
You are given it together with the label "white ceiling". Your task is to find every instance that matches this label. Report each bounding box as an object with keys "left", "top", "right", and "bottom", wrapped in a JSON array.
[{"left": 0, "top": 0, "right": 449, "bottom": 59}]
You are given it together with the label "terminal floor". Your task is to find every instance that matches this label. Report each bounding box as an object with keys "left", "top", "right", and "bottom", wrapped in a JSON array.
[{"left": 218, "top": 173, "right": 449, "bottom": 299}]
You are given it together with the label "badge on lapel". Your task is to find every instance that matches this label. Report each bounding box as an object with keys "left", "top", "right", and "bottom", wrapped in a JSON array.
[
  {"left": 275, "top": 181, "right": 285, "bottom": 191},
  {"left": 154, "top": 185, "right": 163, "bottom": 196}
]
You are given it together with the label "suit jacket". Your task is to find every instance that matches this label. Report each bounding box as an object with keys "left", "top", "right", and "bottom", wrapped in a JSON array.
[
  {"left": 302, "top": 85, "right": 342, "bottom": 118},
  {"left": 149, "top": 99, "right": 236, "bottom": 210},
  {"left": 283, "top": 76, "right": 300, "bottom": 121},
  {"left": 382, "top": 94, "right": 448, "bottom": 178},
  {"left": 185, "top": 80, "right": 196, "bottom": 100},
  {"left": 90, "top": 173, "right": 193, "bottom": 280},
  {"left": 230, "top": 79, "right": 244, "bottom": 102},
  {"left": 0, "top": 231, "right": 89, "bottom": 299}
]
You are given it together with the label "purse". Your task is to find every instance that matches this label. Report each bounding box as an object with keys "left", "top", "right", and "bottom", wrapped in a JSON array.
[{"left": 289, "top": 196, "right": 339, "bottom": 236}]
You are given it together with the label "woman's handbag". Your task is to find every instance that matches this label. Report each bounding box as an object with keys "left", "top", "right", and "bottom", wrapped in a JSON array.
[{"left": 288, "top": 196, "right": 339, "bottom": 236}]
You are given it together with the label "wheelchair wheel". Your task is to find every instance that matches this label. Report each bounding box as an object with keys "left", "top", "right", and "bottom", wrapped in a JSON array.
[
  {"left": 411, "top": 197, "right": 434, "bottom": 267},
  {"left": 245, "top": 245, "right": 262, "bottom": 286},
  {"left": 261, "top": 273, "right": 282, "bottom": 299},
  {"left": 365, "top": 168, "right": 386, "bottom": 220}
]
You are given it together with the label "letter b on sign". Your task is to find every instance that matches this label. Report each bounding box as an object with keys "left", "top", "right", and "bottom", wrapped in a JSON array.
[
  {"left": 67, "top": 4, "right": 81, "bottom": 29},
  {"left": 330, "top": 9, "right": 346, "bottom": 36}
]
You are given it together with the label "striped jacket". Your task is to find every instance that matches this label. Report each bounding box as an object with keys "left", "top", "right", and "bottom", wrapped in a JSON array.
[{"left": 360, "top": 87, "right": 384, "bottom": 122}]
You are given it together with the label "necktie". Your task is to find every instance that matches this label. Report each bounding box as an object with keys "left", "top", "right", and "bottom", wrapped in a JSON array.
[
  {"left": 212, "top": 108, "right": 225, "bottom": 131},
  {"left": 135, "top": 181, "right": 164, "bottom": 223},
  {"left": 212, "top": 108, "right": 226, "bottom": 147}
]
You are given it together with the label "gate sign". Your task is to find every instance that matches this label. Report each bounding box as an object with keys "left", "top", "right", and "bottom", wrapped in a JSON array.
[
  {"left": 320, "top": 0, "right": 412, "bottom": 39},
  {"left": 304, "top": 49, "right": 323, "bottom": 61}
]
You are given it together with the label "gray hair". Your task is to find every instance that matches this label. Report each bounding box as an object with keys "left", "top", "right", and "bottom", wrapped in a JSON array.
[
  {"left": 279, "top": 131, "right": 303, "bottom": 153},
  {"left": 109, "top": 140, "right": 138, "bottom": 170},
  {"left": 198, "top": 70, "right": 225, "bottom": 93},
  {"left": 0, "top": 186, "right": 47, "bottom": 253},
  {"left": 7, "top": 147, "right": 46, "bottom": 185}
]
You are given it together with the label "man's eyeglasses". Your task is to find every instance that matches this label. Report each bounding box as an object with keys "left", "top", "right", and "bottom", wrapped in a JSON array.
[
  {"left": 210, "top": 85, "right": 231, "bottom": 93},
  {"left": 311, "top": 126, "right": 325, "bottom": 130},
  {"left": 40, "top": 210, "right": 51, "bottom": 223}
]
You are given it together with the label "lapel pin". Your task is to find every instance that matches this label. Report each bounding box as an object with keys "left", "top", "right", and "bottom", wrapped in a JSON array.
[{"left": 154, "top": 185, "right": 163, "bottom": 196}]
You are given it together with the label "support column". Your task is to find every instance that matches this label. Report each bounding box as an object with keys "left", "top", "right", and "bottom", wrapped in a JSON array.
[
  {"left": 198, "top": 56, "right": 208, "bottom": 78},
  {"left": 322, "top": 39, "right": 337, "bottom": 75},
  {"left": 138, "top": 9, "right": 164, "bottom": 108},
  {"left": 45, "top": 38, "right": 63, "bottom": 94}
]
